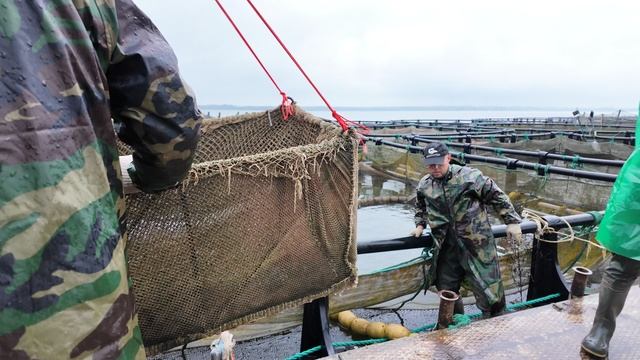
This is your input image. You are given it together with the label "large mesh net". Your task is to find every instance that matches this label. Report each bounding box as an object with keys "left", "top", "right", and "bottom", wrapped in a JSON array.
[{"left": 122, "top": 107, "right": 358, "bottom": 354}]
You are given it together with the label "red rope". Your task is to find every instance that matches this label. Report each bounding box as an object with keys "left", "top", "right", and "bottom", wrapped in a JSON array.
[
  {"left": 214, "top": 0, "right": 294, "bottom": 119},
  {"left": 245, "top": 0, "right": 368, "bottom": 134},
  {"left": 280, "top": 92, "right": 294, "bottom": 120}
]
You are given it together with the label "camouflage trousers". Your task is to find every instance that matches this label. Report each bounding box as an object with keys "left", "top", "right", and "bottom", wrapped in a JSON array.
[{"left": 434, "top": 240, "right": 505, "bottom": 316}]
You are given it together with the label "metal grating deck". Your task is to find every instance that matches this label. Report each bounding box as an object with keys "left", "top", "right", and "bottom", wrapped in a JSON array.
[{"left": 324, "top": 286, "right": 640, "bottom": 359}]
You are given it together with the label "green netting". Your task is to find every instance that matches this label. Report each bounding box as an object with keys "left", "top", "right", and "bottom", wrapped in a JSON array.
[
  {"left": 480, "top": 137, "right": 631, "bottom": 160},
  {"left": 473, "top": 164, "right": 612, "bottom": 211},
  {"left": 365, "top": 144, "right": 426, "bottom": 181},
  {"left": 469, "top": 137, "right": 631, "bottom": 174}
]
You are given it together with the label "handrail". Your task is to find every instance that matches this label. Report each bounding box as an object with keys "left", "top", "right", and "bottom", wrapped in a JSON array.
[{"left": 357, "top": 212, "right": 602, "bottom": 254}]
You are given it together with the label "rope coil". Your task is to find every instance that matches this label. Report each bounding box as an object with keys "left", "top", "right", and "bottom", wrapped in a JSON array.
[{"left": 521, "top": 209, "right": 606, "bottom": 252}]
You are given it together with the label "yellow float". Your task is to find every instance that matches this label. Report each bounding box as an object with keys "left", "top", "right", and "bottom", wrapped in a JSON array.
[{"left": 334, "top": 311, "right": 411, "bottom": 340}]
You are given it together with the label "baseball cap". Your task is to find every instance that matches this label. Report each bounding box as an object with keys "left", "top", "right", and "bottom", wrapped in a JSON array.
[{"left": 423, "top": 142, "right": 449, "bottom": 165}]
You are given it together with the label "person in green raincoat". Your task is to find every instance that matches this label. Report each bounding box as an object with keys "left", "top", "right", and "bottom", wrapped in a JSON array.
[{"left": 581, "top": 112, "right": 640, "bottom": 358}]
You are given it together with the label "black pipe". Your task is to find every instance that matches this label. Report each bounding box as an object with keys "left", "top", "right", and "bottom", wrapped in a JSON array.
[
  {"left": 357, "top": 235, "right": 433, "bottom": 254},
  {"left": 513, "top": 128, "right": 636, "bottom": 137},
  {"left": 372, "top": 131, "right": 514, "bottom": 139},
  {"left": 453, "top": 153, "right": 618, "bottom": 181},
  {"left": 412, "top": 132, "right": 555, "bottom": 141},
  {"left": 399, "top": 137, "right": 626, "bottom": 167},
  {"left": 361, "top": 123, "right": 635, "bottom": 141},
  {"left": 366, "top": 138, "right": 618, "bottom": 182},
  {"left": 357, "top": 212, "right": 603, "bottom": 254},
  {"left": 360, "top": 123, "right": 513, "bottom": 134},
  {"left": 360, "top": 118, "right": 634, "bottom": 128},
  {"left": 357, "top": 121, "right": 636, "bottom": 139},
  {"left": 593, "top": 134, "right": 636, "bottom": 143},
  {"left": 469, "top": 121, "right": 635, "bottom": 129}
]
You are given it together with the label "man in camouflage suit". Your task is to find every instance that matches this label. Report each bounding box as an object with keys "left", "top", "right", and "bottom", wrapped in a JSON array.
[
  {"left": 411, "top": 142, "right": 522, "bottom": 316},
  {"left": 1, "top": 1, "right": 201, "bottom": 358}
]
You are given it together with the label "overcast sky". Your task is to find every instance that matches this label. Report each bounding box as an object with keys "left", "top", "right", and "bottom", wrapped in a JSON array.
[{"left": 134, "top": 1, "right": 639, "bottom": 110}]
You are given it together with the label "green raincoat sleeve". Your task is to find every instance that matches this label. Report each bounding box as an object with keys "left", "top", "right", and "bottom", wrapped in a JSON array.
[{"left": 596, "top": 109, "right": 640, "bottom": 260}]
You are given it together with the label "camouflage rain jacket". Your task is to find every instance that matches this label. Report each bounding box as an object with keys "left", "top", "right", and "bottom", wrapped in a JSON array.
[
  {"left": 0, "top": 0, "right": 201, "bottom": 358},
  {"left": 414, "top": 164, "right": 521, "bottom": 305}
]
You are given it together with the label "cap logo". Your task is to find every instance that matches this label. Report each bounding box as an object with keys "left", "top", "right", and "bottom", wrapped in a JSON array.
[{"left": 427, "top": 148, "right": 438, "bottom": 155}]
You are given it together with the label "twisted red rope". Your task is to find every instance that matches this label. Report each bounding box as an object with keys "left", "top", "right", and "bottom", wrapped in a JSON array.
[
  {"left": 246, "top": 0, "right": 369, "bottom": 134},
  {"left": 214, "top": 0, "right": 294, "bottom": 119}
]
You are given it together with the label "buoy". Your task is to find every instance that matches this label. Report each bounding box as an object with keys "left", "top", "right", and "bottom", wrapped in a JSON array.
[
  {"left": 334, "top": 310, "right": 411, "bottom": 340},
  {"left": 366, "top": 322, "right": 386, "bottom": 339},
  {"left": 385, "top": 324, "right": 411, "bottom": 339},
  {"left": 350, "top": 318, "right": 370, "bottom": 337},
  {"left": 337, "top": 310, "right": 357, "bottom": 329}
]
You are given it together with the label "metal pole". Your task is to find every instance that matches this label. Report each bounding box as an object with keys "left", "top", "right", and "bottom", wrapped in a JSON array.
[
  {"left": 570, "top": 266, "right": 593, "bottom": 298},
  {"left": 437, "top": 290, "right": 460, "bottom": 329}
]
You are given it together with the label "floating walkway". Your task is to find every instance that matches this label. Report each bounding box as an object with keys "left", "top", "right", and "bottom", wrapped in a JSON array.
[{"left": 323, "top": 287, "right": 640, "bottom": 359}]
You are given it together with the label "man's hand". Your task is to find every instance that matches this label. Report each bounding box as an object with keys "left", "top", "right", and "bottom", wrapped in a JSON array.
[
  {"left": 506, "top": 223, "right": 523, "bottom": 248},
  {"left": 410, "top": 225, "right": 425, "bottom": 238}
]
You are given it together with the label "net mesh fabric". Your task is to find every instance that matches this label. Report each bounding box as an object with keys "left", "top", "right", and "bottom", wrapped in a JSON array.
[{"left": 122, "top": 106, "right": 358, "bottom": 354}]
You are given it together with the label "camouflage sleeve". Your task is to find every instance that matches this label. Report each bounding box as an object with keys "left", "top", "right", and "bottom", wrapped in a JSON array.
[
  {"left": 474, "top": 173, "right": 521, "bottom": 225},
  {"left": 108, "top": 0, "right": 202, "bottom": 192},
  {"left": 414, "top": 187, "right": 428, "bottom": 227}
]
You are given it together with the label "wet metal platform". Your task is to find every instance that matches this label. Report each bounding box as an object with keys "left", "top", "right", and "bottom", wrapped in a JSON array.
[{"left": 324, "top": 286, "right": 640, "bottom": 359}]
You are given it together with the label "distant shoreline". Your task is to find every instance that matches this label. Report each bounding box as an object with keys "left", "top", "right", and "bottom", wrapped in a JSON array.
[{"left": 200, "top": 104, "right": 635, "bottom": 112}]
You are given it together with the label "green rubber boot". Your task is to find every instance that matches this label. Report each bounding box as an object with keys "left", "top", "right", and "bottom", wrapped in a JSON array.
[
  {"left": 581, "top": 255, "right": 639, "bottom": 358},
  {"left": 580, "top": 286, "right": 623, "bottom": 358}
]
